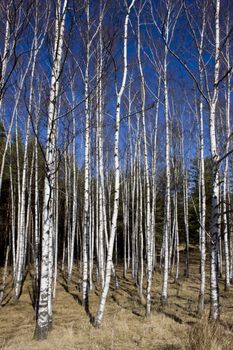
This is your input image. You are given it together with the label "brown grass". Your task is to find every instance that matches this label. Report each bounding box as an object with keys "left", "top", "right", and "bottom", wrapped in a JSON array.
[
  {"left": 0, "top": 251, "right": 233, "bottom": 350},
  {"left": 187, "top": 314, "right": 233, "bottom": 350}
]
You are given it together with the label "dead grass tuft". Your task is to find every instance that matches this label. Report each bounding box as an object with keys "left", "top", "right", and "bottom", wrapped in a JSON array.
[{"left": 186, "top": 314, "right": 233, "bottom": 350}]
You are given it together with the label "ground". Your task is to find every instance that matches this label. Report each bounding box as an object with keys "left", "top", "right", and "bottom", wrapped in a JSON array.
[{"left": 1, "top": 250, "right": 233, "bottom": 350}]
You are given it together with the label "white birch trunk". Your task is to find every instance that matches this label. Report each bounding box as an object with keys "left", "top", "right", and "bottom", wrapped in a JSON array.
[
  {"left": 67, "top": 102, "right": 77, "bottom": 283},
  {"left": 15, "top": 33, "right": 38, "bottom": 299},
  {"left": 94, "top": 0, "right": 135, "bottom": 326},
  {"left": 222, "top": 14, "right": 231, "bottom": 291},
  {"left": 209, "top": 0, "right": 220, "bottom": 321},
  {"left": 9, "top": 143, "right": 16, "bottom": 280},
  {"left": 137, "top": 9, "right": 152, "bottom": 315},
  {"left": 161, "top": 9, "right": 171, "bottom": 306},
  {"left": 82, "top": 0, "right": 91, "bottom": 311},
  {"left": 151, "top": 77, "right": 161, "bottom": 272},
  {"left": 197, "top": 9, "right": 206, "bottom": 314},
  {"left": 34, "top": 0, "right": 67, "bottom": 339},
  {"left": 34, "top": 115, "right": 40, "bottom": 287},
  {"left": 97, "top": 20, "right": 106, "bottom": 287},
  {"left": 0, "top": 245, "right": 9, "bottom": 305}
]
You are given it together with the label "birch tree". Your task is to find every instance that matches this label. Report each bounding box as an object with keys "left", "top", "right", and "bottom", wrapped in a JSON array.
[
  {"left": 94, "top": 0, "right": 136, "bottom": 327},
  {"left": 34, "top": 0, "right": 67, "bottom": 339},
  {"left": 14, "top": 2, "right": 48, "bottom": 301},
  {"left": 209, "top": 0, "right": 221, "bottom": 321}
]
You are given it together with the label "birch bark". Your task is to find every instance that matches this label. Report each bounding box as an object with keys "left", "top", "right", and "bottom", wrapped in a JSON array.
[
  {"left": 161, "top": 6, "right": 171, "bottom": 306},
  {"left": 34, "top": 0, "right": 67, "bottom": 339},
  {"left": 94, "top": 0, "right": 136, "bottom": 327},
  {"left": 137, "top": 6, "right": 152, "bottom": 315},
  {"left": 209, "top": 0, "right": 221, "bottom": 321}
]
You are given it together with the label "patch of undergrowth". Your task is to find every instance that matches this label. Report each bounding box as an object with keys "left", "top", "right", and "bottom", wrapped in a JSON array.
[{"left": 186, "top": 315, "right": 233, "bottom": 350}]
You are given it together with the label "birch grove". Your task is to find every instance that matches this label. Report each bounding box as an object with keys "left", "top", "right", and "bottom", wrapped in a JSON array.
[{"left": 0, "top": 0, "right": 232, "bottom": 342}]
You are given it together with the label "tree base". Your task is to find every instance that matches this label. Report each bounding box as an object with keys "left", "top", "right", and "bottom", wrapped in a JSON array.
[
  {"left": 160, "top": 295, "right": 168, "bottom": 307},
  {"left": 146, "top": 308, "right": 151, "bottom": 317},
  {"left": 34, "top": 324, "right": 48, "bottom": 340},
  {"left": 12, "top": 294, "right": 20, "bottom": 305},
  {"left": 93, "top": 318, "right": 101, "bottom": 328},
  {"left": 197, "top": 294, "right": 204, "bottom": 316},
  {"left": 209, "top": 308, "right": 220, "bottom": 322}
]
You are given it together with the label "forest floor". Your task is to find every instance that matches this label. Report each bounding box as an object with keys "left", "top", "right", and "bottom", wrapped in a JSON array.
[{"left": 1, "top": 250, "right": 233, "bottom": 350}]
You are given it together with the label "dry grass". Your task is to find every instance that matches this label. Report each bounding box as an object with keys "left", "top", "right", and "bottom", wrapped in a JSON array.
[
  {"left": 0, "top": 251, "right": 233, "bottom": 350},
  {"left": 187, "top": 314, "right": 233, "bottom": 350}
]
